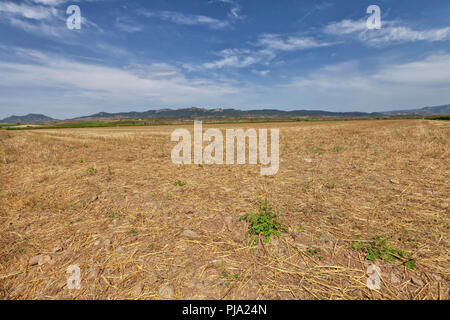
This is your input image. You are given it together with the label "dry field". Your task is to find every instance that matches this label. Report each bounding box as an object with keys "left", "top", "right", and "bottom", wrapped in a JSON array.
[{"left": 0, "top": 119, "right": 448, "bottom": 300}]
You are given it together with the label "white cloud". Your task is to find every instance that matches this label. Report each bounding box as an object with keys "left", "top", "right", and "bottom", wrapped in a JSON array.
[
  {"left": 141, "top": 10, "right": 229, "bottom": 29},
  {"left": 210, "top": 0, "right": 244, "bottom": 20},
  {"left": 1, "top": 49, "right": 450, "bottom": 117},
  {"left": 0, "top": 49, "right": 242, "bottom": 118},
  {"left": 0, "top": 0, "right": 102, "bottom": 39},
  {"left": 252, "top": 69, "right": 270, "bottom": 76},
  {"left": 115, "top": 15, "right": 143, "bottom": 33},
  {"left": 0, "top": 1, "right": 57, "bottom": 20},
  {"left": 282, "top": 53, "right": 450, "bottom": 110},
  {"left": 6, "top": 16, "right": 63, "bottom": 37},
  {"left": 184, "top": 33, "right": 330, "bottom": 71},
  {"left": 257, "top": 33, "right": 331, "bottom": 51},
  {"left": 371, "top": 53, "right": 450, "bottom": 85},
  {"left": 324, "top": 19, "right": 450, "bottom": 46},
  {"left": 202, "top": 49, "right": 268, "bottom": 69},
  {"left": 28, "top": 0, "right": 68, "bottom": 6},
  {"left": 324, "top": 19, "right": 366, "bottom": 35}
]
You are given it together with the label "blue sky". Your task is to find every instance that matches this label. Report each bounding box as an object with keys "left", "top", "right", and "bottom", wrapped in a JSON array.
[{"left": 0, "top": 0, "right": 450, "bottom": 119}]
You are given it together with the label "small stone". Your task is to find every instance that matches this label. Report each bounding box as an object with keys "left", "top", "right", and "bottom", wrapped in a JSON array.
[
  {"left": 224, "top": 216, "right": 233, "bottom": 230},
  {"left": 29, "top": 254, "right": 53, "bottom": 266},
  {"left": 390, "top": 179, "right": 400, "bottom": 184},
  {"left": 53, "top": 245, "right": 63, "bottom": 253},
  {"left": 231, "top": 231, "right": 244, "bottom": 243},
  {"left": 116, "top": 246, "right": 125, "bottom": 253},
  {"left": 411, "top": 276, "right": 424, "bottom": 286},
  {"left": 29, "top": 255, "right": 41, "bottom": 266},
  {"left": 390, "top": 273, "right": 400, "bottom": 284},
  {"left": 182, "top": 228, "right": 198, "bottom": 238},
  {"left": 104, "top": 238, "right": 112, "bottom": 249},
  {"left": 133, "top": 283, "right": 143, "bottom": 297},
  {"left": 158, "top": 283, "right": 175, "bottom": 299},
  {"left": 303, "top": 158, "right": 312, "bottom": 163},
  {"left": 91, "top": 195, "right": 98, "bottom": 202},
  {"left": 86, "top": 267, "right": 100, "bottom": 281},
  {"left": 432, "top": 273, "right": 442, "bottom": 281}
]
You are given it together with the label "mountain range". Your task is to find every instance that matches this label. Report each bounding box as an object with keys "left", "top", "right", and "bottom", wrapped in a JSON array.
[{"left": 1, "top": 104, "right": 449, "bottom": 124}]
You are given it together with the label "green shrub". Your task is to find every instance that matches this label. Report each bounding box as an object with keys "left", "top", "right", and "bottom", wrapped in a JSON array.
[{"left": 240, "top": 199, "right": 287, "bottom": 245}]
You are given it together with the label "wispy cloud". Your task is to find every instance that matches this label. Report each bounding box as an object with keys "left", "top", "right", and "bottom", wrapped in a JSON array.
[
  {"left": 256, "top": 33, "right": 331, "bottom": 51},
  {"left": 283, "top": 53, "right": 450, "bottom": 110},
  {"left": 210, "top": 0, "right": 244, "bottom": 20},
  {"left": 115, "top": 15, "right": 143, "bottom": 33},
  {"left": 184, "top": 33, "right": 330, "bottom": 71},
  {"left": 141, "top": 10, "right": 230, "bottom": 29},
  {"left": 0, "top": 1, "right": 58, "bottom": 20},
  {"left": 0, "top": 48, "right": 242, "bottom": 118},
  {"left": 2, "top": 47, "right": 450, "bottom": 117},
  {"left": 0, "top": 0, "right": 101, "bottom": 39},
  {"left": 28, "top": 0, "right": 69, "bottom": 5},
  {"left": 198, "top": 48, "right": 271, "bottom": 70},
  {"left": 324, "top": 19, "right": 450, "bottom": 46}
]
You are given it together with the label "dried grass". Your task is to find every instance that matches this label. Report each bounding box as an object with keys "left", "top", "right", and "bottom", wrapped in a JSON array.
[{"left": 0, "top": 119, "right": 448, "bottom": 300}]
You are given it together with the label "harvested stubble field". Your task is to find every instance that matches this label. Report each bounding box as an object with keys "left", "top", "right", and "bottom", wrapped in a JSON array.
[{"left": 0, "top": 119, "right": 448, "bottom": 300}]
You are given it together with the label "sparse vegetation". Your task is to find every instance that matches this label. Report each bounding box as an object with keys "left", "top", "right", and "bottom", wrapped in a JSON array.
[
  {"left": 332, "top": 145, "right": 343, "bottom": 152},
  {"left": 306, "top": 247, "right": 321, "bottom": 256},
  {"left": 104, "top": 209, "right": 122, "bottom": 220},
  {"left": 86, "top": 167, "right": 97, "bottom": 176},
  {"left": 220, "top": 264, "right": 240, "bottom": 287},
  {"left": 353, "top": 235, "right": 416, "bottom": 270},
  {"left": 174, "top": 180, "right": 186, "bottom": 186},
  {"left": 240, "top": 199, "right": 287, "bottom": 245},
  {"left": 326, "top": 179, "right": 336, "bottom": 189}
]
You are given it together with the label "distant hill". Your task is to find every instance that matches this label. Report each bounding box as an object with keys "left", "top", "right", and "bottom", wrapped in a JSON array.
[
  {"left": 71, "top": 107, "right": 380, "bottom": 120},
  {"left": 1, "top": 104, "right": 448, "bottom": 124},
  {"left": 0, "top": 114, "right": 57, "bottom": 124},
  {"left": 70, "top": 105, "right": 449, "bottom": 120},
  {"left": 382, "top": 104, "right": 450, "bottom": 116}
]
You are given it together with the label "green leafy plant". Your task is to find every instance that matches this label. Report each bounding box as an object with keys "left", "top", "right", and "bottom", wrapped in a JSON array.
[
  {"left": 311, "top": 146, "right": 324, "bottom": 154},
  {"left": 86, "top": 167, "right": 96, "bottom": 176},
  {"left": 174, "top": 180, "right": 186, "bottom": 186},
  {"left": 332, "top": 145, "right": 343, "bottom": 153},
  {"left": 240, "top": 199, "right": 287, "bottom": 246},
  {"left": 104, "top": 210, "right": 121, "bottom": 220},
  {"left": 353, "top": 235, "right": 416, "bottom": 270},
  {"left": 326, "top": 179, "right": 336, "bottom": 189},
  {"left": 306, "top": 247, "right": 321, "bottom": 256},
  {"left": 220, "top": 266, "right": 240, "bottom": 287},
  {"left": 404, "top": 259, "right": 416, "bottom": 270}
]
